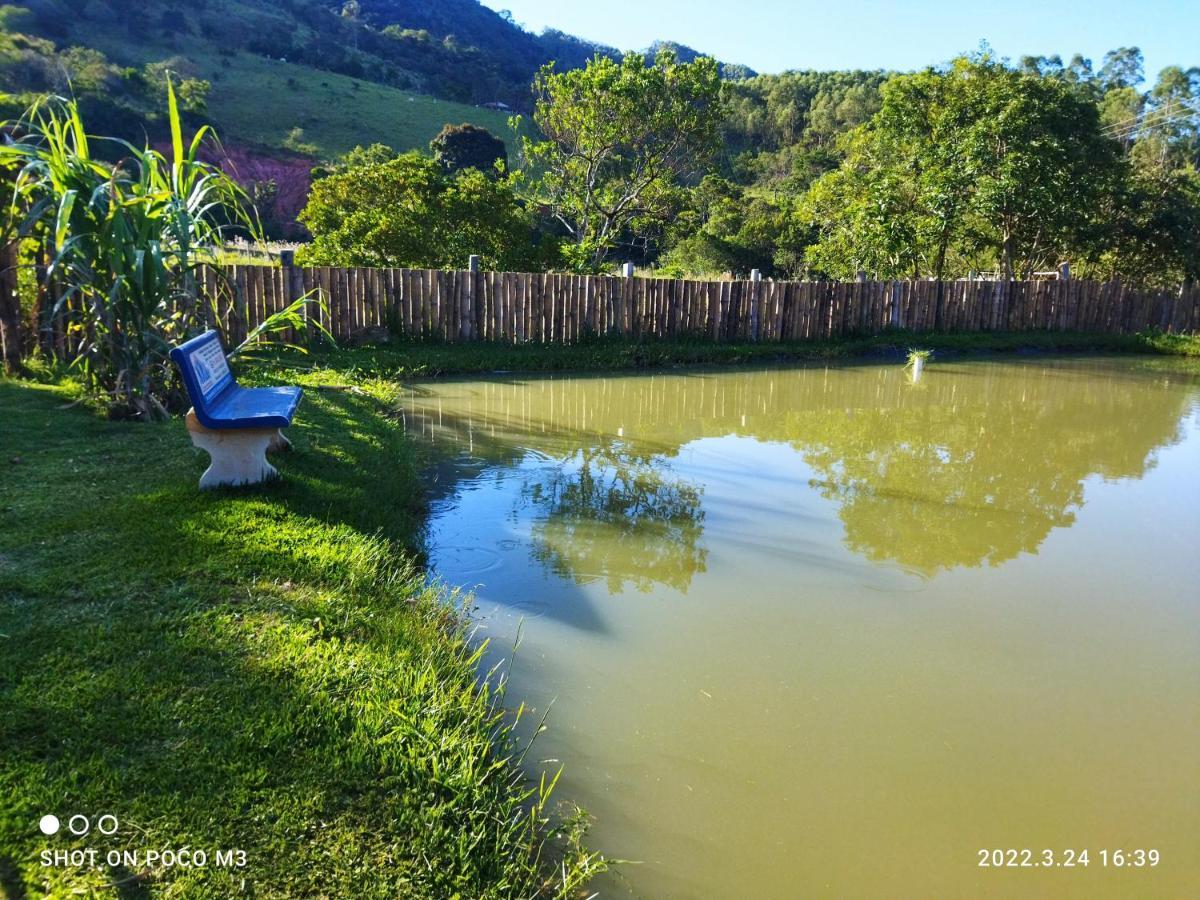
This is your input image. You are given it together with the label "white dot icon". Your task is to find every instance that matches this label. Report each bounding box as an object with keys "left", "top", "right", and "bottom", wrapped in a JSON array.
[{"left": 39, "top": 814, "right": 60, "bottom": 835}]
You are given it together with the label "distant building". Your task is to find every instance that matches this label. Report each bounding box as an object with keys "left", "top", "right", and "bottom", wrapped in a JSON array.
[{"left": 480, "top": 101, "right": 511, "bottom": 111}]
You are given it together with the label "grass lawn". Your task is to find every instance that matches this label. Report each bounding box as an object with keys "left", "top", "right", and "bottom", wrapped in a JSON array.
[{"left": 0, "top": 368, "right": 599, "bottom": 897}]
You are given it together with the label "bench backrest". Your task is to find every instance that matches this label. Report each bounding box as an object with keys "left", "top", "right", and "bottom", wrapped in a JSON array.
[{"left": 170, "top": 330, "right": 236, "bottom": 412}]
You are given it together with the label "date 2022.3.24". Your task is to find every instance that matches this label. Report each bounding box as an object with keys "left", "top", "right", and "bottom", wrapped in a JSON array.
[{"left": 978, "top": 848, "right": 1160, "bottom": 868}]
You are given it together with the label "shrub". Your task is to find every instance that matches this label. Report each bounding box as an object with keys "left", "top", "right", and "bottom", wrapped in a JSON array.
[
  {"left": 430, "top": 122, "right": 507, "bottom": 175},
  {"left": 298, "top": 150, "right": 558, "bottom": 271}
]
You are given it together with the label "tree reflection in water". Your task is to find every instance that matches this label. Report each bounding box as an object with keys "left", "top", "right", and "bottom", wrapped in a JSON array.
[
  {"left": 398, "top": 360, "right": 1197, "bottom": 583},
  {"left": 795, "top": 365, "right": 1193, "bottom": 574},
  {"left": 523, "top": 444, "right": 706, "bottom": 593}
]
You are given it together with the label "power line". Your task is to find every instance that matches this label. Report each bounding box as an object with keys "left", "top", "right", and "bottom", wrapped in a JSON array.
[
  {"left": 1099, "top": 99, "right": 1176, "bottom": 136},
  {"left": 1100, "top": 96, "right": 1200, "bottom": 135},
  {"left": 1101, "top": 98, "right": 1200, "bottom": 140},
  {"left": 1107, "top": 109, "right": 1200, "bottom": 142},
  {"left": 1100, "top": 99, "right": 1180, "bottom": 136}
]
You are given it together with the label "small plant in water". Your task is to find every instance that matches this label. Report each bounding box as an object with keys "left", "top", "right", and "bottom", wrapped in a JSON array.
[{"left": 906, "top": 348, "right": 932, "bottom": 380}]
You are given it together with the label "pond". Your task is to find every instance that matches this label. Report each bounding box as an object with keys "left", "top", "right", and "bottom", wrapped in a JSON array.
[{"left": 397, "top": 356, "right": 1200, "bottom": 898}]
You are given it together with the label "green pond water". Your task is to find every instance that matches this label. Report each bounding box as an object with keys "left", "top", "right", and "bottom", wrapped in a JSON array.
[{"left": 397, "top": 356, "right": 1200, "bottom": 899}]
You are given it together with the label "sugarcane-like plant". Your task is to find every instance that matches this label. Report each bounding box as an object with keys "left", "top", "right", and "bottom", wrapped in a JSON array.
[{"left": 1, "top": 81, "right": 316, "bottom": 418}]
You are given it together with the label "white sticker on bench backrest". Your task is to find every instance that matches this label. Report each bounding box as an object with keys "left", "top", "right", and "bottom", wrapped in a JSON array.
[{"left": 191, "top": 337, "right": 231, "bottom": 402}]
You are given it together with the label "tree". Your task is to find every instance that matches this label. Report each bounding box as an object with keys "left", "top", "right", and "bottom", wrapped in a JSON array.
[
  {"left": 341, "top": 0, "right": 360, "bottom": 51},
  {"left": 1099, "top": 86, "right": 1144, "bottom": 151},
  {"left": 803, "top": 54, "right": 1121, "bottom": 282},
  {"left": 1090, "top": 66, "right": 1200, "bottom": 285},
  {"left": 1099, "top": 47, "right": 1144, "bottom": 91},
  {"left": 51, "top": 46, "right": 116, "bottom": 94},
  {"left": 518, "top": 50, "right": 723, "bottom": 271},
  {"left": 961, "top": 56, "right": 1119, "bottom": 277},
  {"left": 430, "top": 123, "right": 507, "bottom": 175},
  {"left": 175, "top": 77, "right": 211, "bottom": 114},
  {"left": 339, "top": 142, "right": 397, "bottom": 170},
  {"left": 803, "top": 126, "right": 942, "bottom": 280},
  {"left": 1091, "top": 165, "right": 1200, "bottom": 286},
  {"left": 1064, "top": 54, "right": 1098, "bottom": 94},
  {"left": 661, "top": 175, "right": 807, "bottom": 277},
  {"left": 802, "top": 66, "right": 978, "bottom": 281},
  {"left": 142, "top": 61, "right": 211, "bottom": 116},
  {"left": 296, "top": 151, "right": 552, "bottom": 270},
  {"left": 722, "top": 69, "right": 887, "bottom": 157},
  {"left": 1136, "top": 66, "right": 1200, "bottom": 173}
]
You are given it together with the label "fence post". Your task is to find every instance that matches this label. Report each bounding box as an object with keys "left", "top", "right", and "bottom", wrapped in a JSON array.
[
  {"left": 280, "top": 248, "right": 297, "bottom": 303},
  {"left": 0, "top": 242, "right": 23, "bottom": 373},
  {"left": 1059, "top": 262, "right": 1070, "bottom": 281},
  {"left": 465, "top": 255, "right": 480, "bottom": 341},
  {"left": 616, "top": 262, "right": 633, "bottom": 336},
  {"left": 280, "top": 248, "right": 310, "bottom": 343},
  {"left": 749, "top": 269, "right": 761, "bottom": 341}
]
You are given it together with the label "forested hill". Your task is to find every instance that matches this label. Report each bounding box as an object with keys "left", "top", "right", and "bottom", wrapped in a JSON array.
[
  {"left": 0, "top": 0, "right": 754, "bottom": 130},
  {"left": 0, "top": 0, "right": 758, "bottom": 232},
  {"left": 348, "top": 2, "right": 758, "bottom": 98},
  {"left": 355, "top": 0, "right": 620, "bottom": 101}
]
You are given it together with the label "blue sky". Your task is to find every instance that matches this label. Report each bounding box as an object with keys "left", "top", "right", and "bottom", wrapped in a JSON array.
[{"left": 480, "top": 0, "right": 1196, "bottom": 85}]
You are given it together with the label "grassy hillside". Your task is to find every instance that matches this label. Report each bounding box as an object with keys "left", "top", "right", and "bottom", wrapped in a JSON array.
[
  {"left": 62, "top": 15, "right": 518, "bottom": 160},
  {"left": 207, "top": 53, "right": 516, "bottom": 159}
]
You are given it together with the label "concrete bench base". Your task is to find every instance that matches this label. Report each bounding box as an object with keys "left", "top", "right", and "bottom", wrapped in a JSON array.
[{"left": 186, "top": 409, "right": 291, "bottom": 489}]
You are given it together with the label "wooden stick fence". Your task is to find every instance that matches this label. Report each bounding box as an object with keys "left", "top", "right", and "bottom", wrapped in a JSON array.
[
  {"left": 204, "top": 264, "right": 1198, "bottom": 344},
  {"left": 38, "top": 263, "right": 1200, "bottom": 354}
]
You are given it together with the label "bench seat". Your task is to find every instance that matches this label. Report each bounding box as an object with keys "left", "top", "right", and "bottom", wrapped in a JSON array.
[{"left": 200, "top": 385, "right": 303, "bottom": 430}]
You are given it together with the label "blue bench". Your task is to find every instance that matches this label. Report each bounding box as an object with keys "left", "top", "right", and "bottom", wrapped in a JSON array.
[{"left": 170, "top": 330, "right": 303, "bottom": 488}]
